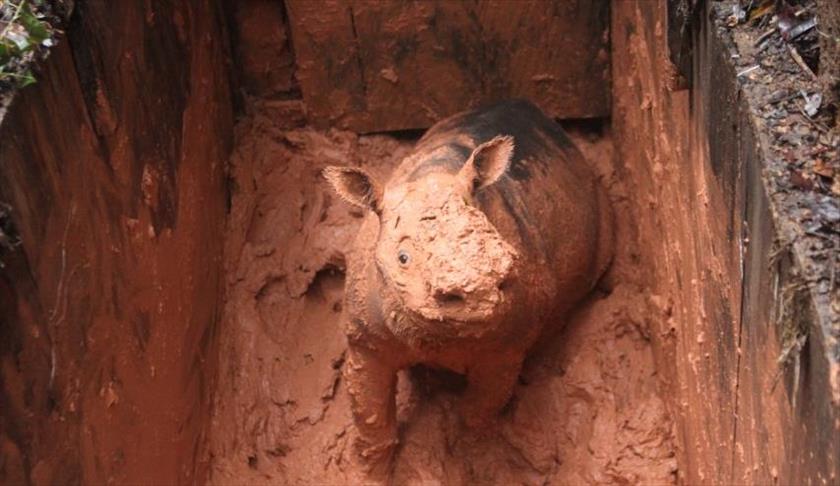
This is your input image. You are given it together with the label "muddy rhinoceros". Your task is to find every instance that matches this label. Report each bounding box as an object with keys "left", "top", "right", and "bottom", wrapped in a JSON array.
[{"left": 323, "top": 99, "right": 613, "bottom": 473}]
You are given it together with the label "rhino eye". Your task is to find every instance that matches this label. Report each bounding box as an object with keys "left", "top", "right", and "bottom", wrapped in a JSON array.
[{"left": 397, "top": 250, "right": 410, "bottom": 266}]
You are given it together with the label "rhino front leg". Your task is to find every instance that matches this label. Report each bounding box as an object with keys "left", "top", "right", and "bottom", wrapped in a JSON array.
[
  {"left": 460, "top": 359, "right": 522, "bottom": 429},
  {"left": 345, "top": 343, "right": 399, "bottom": 475}
]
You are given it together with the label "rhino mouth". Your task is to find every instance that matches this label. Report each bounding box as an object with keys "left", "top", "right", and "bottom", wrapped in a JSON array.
[{"left": 413, "top": 288, "right": 511, "bottom": 324}]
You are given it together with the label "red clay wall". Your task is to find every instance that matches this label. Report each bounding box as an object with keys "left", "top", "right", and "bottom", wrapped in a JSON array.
[
  {"left": 0, "top": 1, "right": 233, "bottom": 484},
  {"left": 612, "top": 2, "right": 838, "bottom": 484},
  {"left": 285, "top": 0, "right": 610, "bottom": 132}
]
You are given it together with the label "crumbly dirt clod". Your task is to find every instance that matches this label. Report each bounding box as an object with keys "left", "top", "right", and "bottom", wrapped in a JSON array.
[{"left": 207, "top": 107, "right": 677, "bottom": 484}]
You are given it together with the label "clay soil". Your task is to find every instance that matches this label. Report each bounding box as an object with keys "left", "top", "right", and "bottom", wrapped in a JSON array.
[{"left": 206, "top": 106, "right": 678, "bottom": 484}]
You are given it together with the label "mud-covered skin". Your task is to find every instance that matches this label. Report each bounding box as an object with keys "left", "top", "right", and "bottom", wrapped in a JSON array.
[{"left": 329, "top": 99, "right": 613, "bottom": 477}]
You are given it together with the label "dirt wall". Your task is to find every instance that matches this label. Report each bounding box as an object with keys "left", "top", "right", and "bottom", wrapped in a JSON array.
[
  {"left": 613, "top": 2, "right": 838, "bottom": 484},
  {"left": 285, "top": 0, "right": 610, "bottom": 132},
  {"left": 0, "top": 1, "right": 233, "bottom": 484}
]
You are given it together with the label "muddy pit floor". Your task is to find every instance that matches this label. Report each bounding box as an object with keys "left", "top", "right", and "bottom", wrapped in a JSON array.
[{"left": 207, "top": 106, "right": 678, "bottom": 485}]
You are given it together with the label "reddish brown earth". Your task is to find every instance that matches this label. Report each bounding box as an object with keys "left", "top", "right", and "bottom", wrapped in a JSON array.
[
  {"left": 3, "top": 2, "right": 835, "bottom": 485},
  {"left": 207, "top": 106, "right": 678, "bottom": 484},
  {"left": 284, "top": 0, "right": 610, "bottom": 132}
]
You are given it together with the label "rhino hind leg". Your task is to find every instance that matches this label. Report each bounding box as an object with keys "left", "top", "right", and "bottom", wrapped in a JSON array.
[
  {"left": 345, "top": 344, "right": 399, "bottom": 477},
  {"left": 459, "top": 358, "right": 522, "bottom": 429}
]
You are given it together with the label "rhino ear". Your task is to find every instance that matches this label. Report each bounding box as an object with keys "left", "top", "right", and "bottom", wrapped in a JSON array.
[
  {"left": 459, "top": 135, "right": 514, "bottom": 192},
  {"left": 322, "top": 166, "right": 383, "bottom": 214}
]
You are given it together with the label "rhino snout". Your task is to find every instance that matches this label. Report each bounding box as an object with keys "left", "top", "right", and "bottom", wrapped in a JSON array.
[
  {"left": 432, "top": 273, "right": 512, "bottom": 304},
  {"left": 427, "top": 258, "right": 514, "bottom": 316},
  {"left": 433, "top": 287, "right": 466, "bottom": 305}
]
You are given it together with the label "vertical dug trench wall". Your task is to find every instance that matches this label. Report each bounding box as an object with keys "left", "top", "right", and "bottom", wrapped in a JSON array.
[
  {"left": 0, "top": 1, "right": 836, "bottom": 484},
  {"left": 0, "top": 1, "right": 233, "bottom": 484},
  {"left": 614, "top": 1, "right": 838, "bottom": 484}
]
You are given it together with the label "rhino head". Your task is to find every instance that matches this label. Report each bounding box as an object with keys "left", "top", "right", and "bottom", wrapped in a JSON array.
[{"left": 325, "top": 136, "right": 519, "bottom": 326}]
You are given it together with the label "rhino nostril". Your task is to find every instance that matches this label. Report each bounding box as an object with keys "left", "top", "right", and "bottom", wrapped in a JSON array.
[
  {"left": 434, "top": 290, "right": 465, "bottom": 305},
  {"left": 498, "top": 278, "right": 513, "bottom": 292}
]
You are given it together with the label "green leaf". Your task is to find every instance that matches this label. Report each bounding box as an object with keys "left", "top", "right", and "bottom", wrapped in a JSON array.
[
  {"left": 19, "top": 70, "right": 35, "bottom": 87},
  {"left": 5, "top": 28, "right": 29, "bottom": 51},
  {"left": 19, "top": 9, "right": 49, "bottom": 43}
]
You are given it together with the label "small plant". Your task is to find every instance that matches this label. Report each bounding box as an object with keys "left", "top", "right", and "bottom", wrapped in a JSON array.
[
  {"left": 0, "top": 0, "right": 54, "bottom": 89},
  {"left": 0, "top": 201, "right": 20, "bottom": 268}
]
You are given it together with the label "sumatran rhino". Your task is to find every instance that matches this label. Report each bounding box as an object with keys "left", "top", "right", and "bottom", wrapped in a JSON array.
[{"left": 323, "top": 99, "right": 613, "bottom": 474}]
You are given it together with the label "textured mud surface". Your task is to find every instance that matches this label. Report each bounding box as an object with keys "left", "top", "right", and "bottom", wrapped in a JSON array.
[
  {"left": 715, "top": 0, "right": 839, "bottom": 399},
  {"left": 207, "top": 107, "right": 677, "bottom": 484}
]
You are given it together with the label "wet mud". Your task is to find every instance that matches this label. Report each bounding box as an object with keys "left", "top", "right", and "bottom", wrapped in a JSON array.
[{"left": 208, "top": 107, "right": 678, "bottom": 484}]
